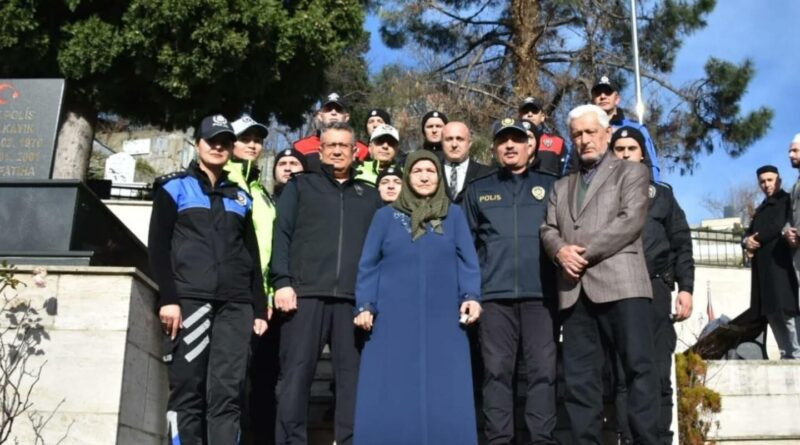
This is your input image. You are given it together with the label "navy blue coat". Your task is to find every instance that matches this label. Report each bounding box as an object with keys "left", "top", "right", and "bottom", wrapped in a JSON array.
[
  {"left": 462, "top": 168, "right": 557, "bottom": 301},
  {"left": 354, "top": 205, "right": 480, "bottom": 445}
]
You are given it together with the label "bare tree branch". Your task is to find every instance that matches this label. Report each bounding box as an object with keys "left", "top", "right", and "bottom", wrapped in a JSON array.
[{"left": 443, "top": 78, "right": 511, "bottom": 106}]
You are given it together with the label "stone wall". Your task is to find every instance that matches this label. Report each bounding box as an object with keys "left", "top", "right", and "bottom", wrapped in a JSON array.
[
  {"left": 2, "top": 266, "right": 167, "bottom": 445},
  {"left": 705, "top": 360, "right": 800, "bottom": 443}
]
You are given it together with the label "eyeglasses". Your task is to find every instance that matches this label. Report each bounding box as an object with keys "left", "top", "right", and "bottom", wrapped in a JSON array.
[{"left": 321, "top": 142, "right": 353, "bottom": 150}]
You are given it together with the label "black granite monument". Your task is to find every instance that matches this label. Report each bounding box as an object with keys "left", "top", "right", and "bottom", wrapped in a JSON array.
[{"left": 0, "top": 79, "right": 149, "bottom": 275}]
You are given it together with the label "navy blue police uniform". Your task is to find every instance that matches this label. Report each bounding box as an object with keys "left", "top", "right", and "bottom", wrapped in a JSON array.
[
  {"left": 462, "top": 166, "right": 559, "bottom": 445},
  {"left": 149, "top": 160, "right": 267, "bottom": 445}
]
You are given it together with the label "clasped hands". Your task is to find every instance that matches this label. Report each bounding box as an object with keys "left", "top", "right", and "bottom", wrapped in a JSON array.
[{"left": 556, "top": 244, "right": 588, "bottom": 282}]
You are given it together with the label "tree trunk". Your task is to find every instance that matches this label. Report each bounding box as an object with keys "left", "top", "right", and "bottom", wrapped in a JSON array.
[
  {"left": 51, "top": 101, "right": 96, "bottom": 181},
  {"left": 511, "top": 0, "right": 541, "bottom": 99}
]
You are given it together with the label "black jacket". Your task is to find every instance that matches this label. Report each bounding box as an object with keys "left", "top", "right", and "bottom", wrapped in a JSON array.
[
  {"left": 270, "top": 163, "right": 382, "bottom": 299},
  {"left": 747, "top": 189, "right": 799, "bottom": 316},
  {"left": 148, "top": 161, "right": 267, "bottom": 318},
  {"left": 462, "top": 168, "right": 557, "bottom": 300},
  {"left": 443, "top": 158, "right": 495, "bottom": 204},
  {"left": 643, "top": 182, "right": 694, "bottom": 293}
]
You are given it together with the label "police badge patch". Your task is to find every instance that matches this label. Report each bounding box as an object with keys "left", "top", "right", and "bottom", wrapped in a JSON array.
[
  {"left": 648, "top": 185, "right": 656, "bottom": 199},
  {"left": 532, "top": 186, "right": 545, "bottom": 200},
  {"left": 236, "top": 191, "right": 247, "bottom": 206},
  {"left": 212, "top": 114, "right": 228, "bottom": 126}
]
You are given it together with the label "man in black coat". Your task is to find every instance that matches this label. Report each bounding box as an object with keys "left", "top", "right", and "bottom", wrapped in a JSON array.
[
  {"left": 271, "top": 121, "right": 382, "bottom": 445},
  {"left": 744, "top": 165, "right": 800, "bottom": 359},
  {"left": 441, "top": 121, "right": 494, "bottom": 203}
]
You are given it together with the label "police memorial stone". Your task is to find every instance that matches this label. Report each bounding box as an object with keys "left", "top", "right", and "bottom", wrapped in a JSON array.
[
  {"left": 0, "top": 79, "right": 64, "bottom": 178},
  {"left": 0, "top": 78, "right": 148, "bottom": 274}
]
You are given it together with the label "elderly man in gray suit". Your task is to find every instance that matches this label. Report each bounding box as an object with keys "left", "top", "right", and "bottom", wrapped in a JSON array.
[{"left": 541, "top": 104, "right": 659, "bottom": 445}]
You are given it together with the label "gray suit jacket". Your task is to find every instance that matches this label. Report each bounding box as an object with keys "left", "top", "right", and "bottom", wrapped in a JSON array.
[
  {"left": 789, "top": 179, "right": 800, "bottom": 271},
  {"left": 540, "top": 154, "right": 652, "bottom": 310}
]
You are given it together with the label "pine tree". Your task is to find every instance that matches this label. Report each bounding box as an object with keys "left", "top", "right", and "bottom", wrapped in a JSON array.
[
  {"left": 0, "top": 0, "right": 366, "bottom": 179},
  {"left": 377, "top": 0, "right": 772, "bottom": 172}
]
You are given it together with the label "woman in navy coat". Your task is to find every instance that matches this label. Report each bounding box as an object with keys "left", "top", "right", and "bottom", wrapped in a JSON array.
[{"left": 353, "top": 150, "right": 482, "bottom": 445}]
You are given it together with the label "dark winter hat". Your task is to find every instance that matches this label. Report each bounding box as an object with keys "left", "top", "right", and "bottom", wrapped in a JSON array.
[
  {"left": 610, "top": 126, "right": 654, "bottom": 171},
  {"left": 198, "top": 114, "right": 236, "bottom": 141},
  {"left": 492, "top": 117, "right": 528, "bottom": 140},
  {"left": 320, "top": 92, "right": 348, "bottom": 111},
  {"left": 365, "top": 108, "right": 392, "bottom": 127},
  {"left": 518, "top": 96, "right": 543, "bottom": 113},
  {"left": 756, "top": 165, "right": 779, "bottom": 176},
  {"left": 610, "top": 126, "right": 647, "bottom": 155},
  {"left": 520, "top": 119, "right": 543, "bottom": 144},
  {"left": 591, "top": 75, "right": 618, "bottom": 95},
  {"left": 420, "top": 110, "right": 449, "bottom": 133},
  {"left": 274, "top": 148, "right": 309, "bottom": 171},
  {"left": 377, "top": 164, "right": 403, "bottom": 182}
]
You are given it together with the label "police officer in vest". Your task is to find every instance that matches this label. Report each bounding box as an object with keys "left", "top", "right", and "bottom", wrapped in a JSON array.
[
  {"left": 518, "top": 96, "right": 566, "bottom": 177},
  {"left": 610, "top": 126, "right": 694, "bottom": 444},
  {"left": 292, "top": 93, "right": 369, "bottom": 169},
  {"left": 462, "top": 118, "right": 558, "bottom": 444}
]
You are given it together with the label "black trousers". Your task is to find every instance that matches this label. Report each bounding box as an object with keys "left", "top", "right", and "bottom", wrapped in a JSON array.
[
  {"left": 480, "top": 299, "right": 558, "bottom": 445},
  {"left": 243, "top": 318, "right": 281, "bottom": 445},
  {"left": 165, "top": 298, "right": 254, "bottom": 445},
  {"left": 561, "top": 294, "right": 658, "bottom": 445},
  {"left": 613, "top": 279, "right": 677, "bottom": 444},
  {"left": 275, "top": 297, "right": 362, "bottom": 445}
]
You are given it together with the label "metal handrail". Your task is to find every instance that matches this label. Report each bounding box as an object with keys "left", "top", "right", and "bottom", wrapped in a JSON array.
[{"left": 691, "top": 227, "right": 746, "bottom": 268}]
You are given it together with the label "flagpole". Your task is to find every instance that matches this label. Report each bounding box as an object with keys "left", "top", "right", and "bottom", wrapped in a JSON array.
[{"left": 630, "top": 0, "right": 645, "bottom": 123}]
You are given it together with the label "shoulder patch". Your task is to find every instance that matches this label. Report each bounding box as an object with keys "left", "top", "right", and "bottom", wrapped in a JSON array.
[{"left": 154, "top": 171, "right": 188, "bottom": 187}]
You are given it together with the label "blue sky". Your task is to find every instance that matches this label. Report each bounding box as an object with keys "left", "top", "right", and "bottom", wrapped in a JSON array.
[{"left": 364, "top": 1, "right": 800, "bottom": 225}]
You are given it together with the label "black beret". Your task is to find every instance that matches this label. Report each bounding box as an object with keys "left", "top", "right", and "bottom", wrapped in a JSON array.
[
  {"left": 520, "top": 119, "right": 543, "bottom": 145},
  {"left": 756, "top": 165, "right": 779, "bottom": 176},
  {"left": 274, "top": 148, "right": 309, "bottom": 171},
  {"left": 377, "top": 164, "right": 403, "bottom": 182},
  {"left": 421, "top": 110, "right": 448, "bottom": 133},
  {"left": 365, "top": 108, "right": 392, "bottom": 127},
  {"left": 610, "top": 126, "right": 647, "bottom": 155}
]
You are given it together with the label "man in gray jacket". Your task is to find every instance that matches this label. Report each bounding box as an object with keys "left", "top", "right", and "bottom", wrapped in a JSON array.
[
  {"left": 779, "top": 133, "right": 800, "bottom": 356},
  {"left": 540, "top": 104, "right": 658, "bottom": 444}
]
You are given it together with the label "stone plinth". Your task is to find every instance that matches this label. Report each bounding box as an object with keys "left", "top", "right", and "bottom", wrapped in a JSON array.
[
  {"left": 2, "top": 266, "right": 167, "bottom": 445},
  {"left": 705, "top": 360, "right": 800, "bottom": 443}
]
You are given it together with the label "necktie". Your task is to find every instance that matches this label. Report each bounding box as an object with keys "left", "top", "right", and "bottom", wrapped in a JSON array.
[{"left": 449, "top": 163, "right": 459, "bottom": 200}]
